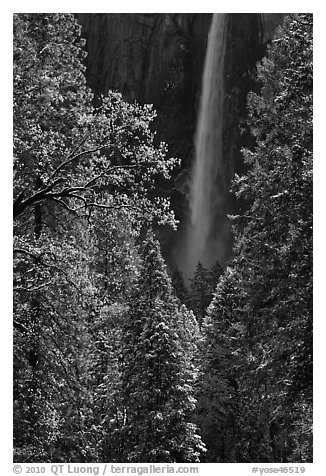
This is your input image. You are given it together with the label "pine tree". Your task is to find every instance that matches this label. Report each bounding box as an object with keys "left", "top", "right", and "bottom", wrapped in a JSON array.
[
  {"left": 232, "top": 13, "right": 312, "bottom": 461},
  {"left": 171, "top": 268, "right": 189, "bottom": 305},
  {"left": 188, "top": 262, "right": 211, "bottom": 325},
  {"left": 208, "top": 260, "right": 224, "bottom": 288},
  {"left": 196, "top": 13, "right": 313, "bottom": 463},
  {"left": 195, "top": 267, "right": 245, "bottom": 462},
  {"left": 121, "top": 233, "right": 206, "bottom": 462},
  {"left": 188, "top": 261, "right": 223, "bottom": 325}
]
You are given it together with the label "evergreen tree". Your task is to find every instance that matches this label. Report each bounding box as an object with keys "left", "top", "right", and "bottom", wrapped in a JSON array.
[
  {"left": 171, "top": 268, "right": 189, "bottom": 305},
  {"left": 13, "top": 14, "right": 179, "bottom": 462},
  {"left": 208, "top": 260, "right": 224, "bottom": 288},
  {"left": 233, "top": 13, "right": 313, "bottom": 461},
  {"left": 188, "top": 262, "right": 211, "bottom": 325},
  {"left": 188, "top": 261, "right": 223, "bottom": 325},
  {"left": 121, "top": 233, "right": 206, "bottom": 462},
  {"left": 195, "top": 267, "right": 245, "bottom": 462},
  {"left": 197, "top": 13, "right": 313, "bottom": 463}
]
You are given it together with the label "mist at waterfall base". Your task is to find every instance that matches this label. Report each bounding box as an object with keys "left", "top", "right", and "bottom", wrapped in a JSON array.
[{"left": 176, "top": 14, "right": 230, "bottom": 279}]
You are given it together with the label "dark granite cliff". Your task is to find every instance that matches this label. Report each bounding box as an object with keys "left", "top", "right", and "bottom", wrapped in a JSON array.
[
  {"left": 76, "top": 13, "right": 211, "bottom": 165},
  {"left": 76, "top": 14, "right": 210, "bottom": 103},
  {"left": 76, "top": 13, "right": 285, "bottom": 269}
]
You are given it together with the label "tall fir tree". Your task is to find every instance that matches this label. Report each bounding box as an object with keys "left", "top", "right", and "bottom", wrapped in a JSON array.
[
  {"left": 197, "top": 13, "right": 312, "bottom": 463},
  {"left": 121, "top": 233, "right": 206, "bottom": 462},
  {"left": 188, "top": 261, "right": 223, "bottom": 325}
]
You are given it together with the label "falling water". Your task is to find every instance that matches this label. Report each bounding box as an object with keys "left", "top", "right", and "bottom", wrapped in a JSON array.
[
  {"left": 179, "top": 13, "right": 228, "bottom": 277},
  {"left": 259, "top": 13, "right": 285, "bottom": 43}
]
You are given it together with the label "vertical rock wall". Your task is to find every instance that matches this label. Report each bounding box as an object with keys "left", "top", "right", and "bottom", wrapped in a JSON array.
[
  {"left": 76, "top": 13, "right": 285, "bottom": 271},
  {"left": 76, "top": 13, "right": 211, "bottom": 106}
]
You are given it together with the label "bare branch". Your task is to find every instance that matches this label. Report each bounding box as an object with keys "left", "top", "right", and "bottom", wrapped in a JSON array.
[
  {"left": 50, "top": 139, "right": 110, "bottom": 180},
  {"left": 13, "top": 248, "right": 56, "bottom": 263},
  {"left": 13, "top": 248, "right": 38, "bottom": 258},
  {"left": 47, "top": 197, "right": 79, "bottom": 215},
  {"left": 14, "top": 280, "right": 53, "bottom": 292},
  {"left": 84, "top": 163, "right": 144, "bottom": 188},
  {"left": 13, "top": 320, "right": 28, "bottom": 333},
  {"left": 85, "top": 202, "right": 141, "bottom": 212},
  {"left": 13, "top": 177, "right": 65, "bottom": 218},
  {"left": 14, "top": 152, "right": 144, "bottom": 219},
  {"left": 67, "top": 193, "right": 89, "bottom": 208},
  {"left": 49, "top": 132, "right": 91, "bottom": 180}
]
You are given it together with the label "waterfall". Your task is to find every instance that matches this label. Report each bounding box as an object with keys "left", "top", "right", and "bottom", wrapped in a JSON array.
[
  {"left": 178, "top": 13, "right": 228, "bottom": 278},
  {"left": 259, "top": 13, "right": 285, "bottom": 42}
]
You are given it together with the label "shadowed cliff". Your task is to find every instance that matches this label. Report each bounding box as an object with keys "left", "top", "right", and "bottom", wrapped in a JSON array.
[{"left": 76, "top": 13, "right": 285, "bottom": 273}]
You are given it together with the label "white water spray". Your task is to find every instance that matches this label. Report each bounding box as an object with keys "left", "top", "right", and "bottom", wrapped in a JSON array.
[{"left": 178, "top": 14, "right": 228, "bottom": 277}]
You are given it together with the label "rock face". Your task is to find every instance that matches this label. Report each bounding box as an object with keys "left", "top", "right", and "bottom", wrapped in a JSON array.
[
  {"left": 77, "top": 14, "right": 209, "bottom": 104},
  {"left": 76, "top": 13, "right": 284, "bottom": 272},
  {"left": 77, "top": 14, "right": 213, "bottom": 258}
]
